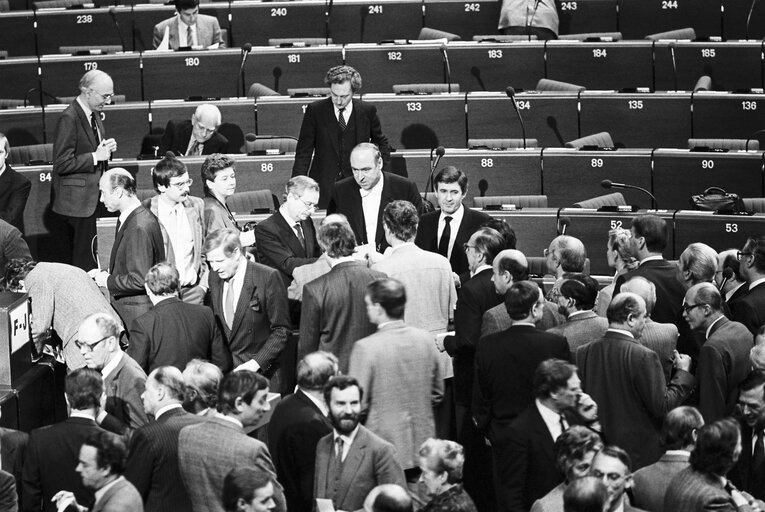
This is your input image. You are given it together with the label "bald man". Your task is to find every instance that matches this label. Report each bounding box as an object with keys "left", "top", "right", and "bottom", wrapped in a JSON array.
[
  {"left": 159, "top": 104, "right": 228, "bottom": 157},
  {"left": 544, "top": 235, "right": 587, "bottom": 302}
]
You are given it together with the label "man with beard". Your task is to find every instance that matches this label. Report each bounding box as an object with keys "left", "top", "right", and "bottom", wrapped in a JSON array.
[{"left": 314, "top": 376, "right": 405, "bottom": 512}]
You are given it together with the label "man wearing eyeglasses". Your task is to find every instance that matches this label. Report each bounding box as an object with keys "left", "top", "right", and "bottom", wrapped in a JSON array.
[
  {"left": 52, "top": 70, "right": 118, "bottom": 271},
  {"left": 158, "top": 103, "right": 228, "bottom": 157},
  {"left": 731, "top": 237, "right": 765, "bottom": 335}
]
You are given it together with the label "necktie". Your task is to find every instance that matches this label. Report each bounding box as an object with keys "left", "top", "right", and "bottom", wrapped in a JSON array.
[
  {"left": 559, "top": 415, "right": 568, "bottom": 436},
  {"left": 187, "top": 24, "right": 193, "bottom": 46},
  {"left": 115, "top": 219, "right": 121, "bottom": 235},
  {"left": 224, "top": 280, "right": 235, "bottom": 330},
  {"left": 335, "top": 437, "right": 344, "bottom": 465},
  {"left": 189, "top": 140, "right": 200, "bottom": 156},
  {"left": 338, "top": 107, "right": 346, "bottom": 131},
  {"left": 754, "top": 430, "right": 764, "bottom": 469},
  {"left": 438, "top": 216, "right": 452, "bottom": 257},
  {"left": 294, "top": 222, "right": 306, "bottom": 250},
  {"left": 90, "top": 113, "right": 100, "bottom": 145}
]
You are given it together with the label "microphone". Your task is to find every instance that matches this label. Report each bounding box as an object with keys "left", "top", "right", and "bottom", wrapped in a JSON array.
[
  {"left": 746, "top": 0, "right": 759, "bottom": 40},
  {"left": 547, "top": 116, "right": 564, "bottom": 146},
  {"left": 470, "top": 66, "right": 487, "bottom": 91},
  {"left": 440, "top": 44, "right": 452, "bottom": 93},
  {"left": 669, "top": 42, "right": 678, "bottom": 91},
  {"left": 478, "top": 179, "right": 488, "bottom": 197},
  {"left": 273, "top": 66, "right": 282, "bottom": 92},
  {"left": 526, "top": 0, "right": 542, "bottom": 41},
  {"left": 506, "top": 86, "right": 527, "bottom": 149},
  {"left": 719, "top": 267, "right": 734, "bottom": 292},
  {"left": 237, "top": 43, "right": 252, "bottom": 97},
  {"left": 425, "top": 146, "right": 445, "bottom": 193},
  {"left": 601, "top": 179, "right": 658, "bottom": 209},
  {"left": 360, "top": 5, "right": 368, "bottom": 44},
  {"left": 108, "top": 7, "right": 126, "bottom": 51},
  {"left": 324, "top": 0, "right": 334, "bottom": 46},
  {"left": 23, "top": 87, "right": 58, "bottom": 107},
  {"left": 558, "top": 216, "right": 571, "bottom": 235},
  {"left": 745, "top": 128, "right": 765, "bottom": 151}
]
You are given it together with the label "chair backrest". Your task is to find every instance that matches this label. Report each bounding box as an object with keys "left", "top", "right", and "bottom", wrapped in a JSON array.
[
  {"left": 527, "top": 256, "right": 591, "bottom": 276},
  {"left": 558, "top": 32, "right": 623, "bottom": 41},
  {"left": 0, "top": 0, "right": 9, "bottom": 12},
  {"left": 0, "top": 50, "right": 7, "bottom": 58},
  {"left": 268, "top": 38, "right": 333, "bottom": 46},
  {"left": 216, "top": 122, "right": 245, "bottom": 154},
  {"left": 645, "top": 27, "right": 696, "bottom": 40},
  {"left": 248, "top": 83, "right": 280, "bottom": 98},
  {"left": 743, "top": 198, "right": 765, "bottom": 213},
  {"left": 136, "top": 189, "right": 157, "bottom": 202},
  {"left": 468, "top": 138, "right": 539, "bottom": 149},
  {"left": 572, "top": 192, "right": 626, "bottom": 209},
  {"left": 565, "top": 132, "right": 614, "bottom": 149},
  {"left": 59, "top": 45, "right": 123, "bottom": 54},
  {"left": 243, "top": 134, "right": 298, "bottom": 154},
  {"left": 392, "top": 83, "right": 460, "bottom": 94},
  {"left": 8, "top": 143, "right": 53, "bottom": 165},
  {"left": 287, "top": 88, "right": 331, "bottom": 97},
  {"left": 418, "top": 27, "right": 461, "bottom": 41},
  {"left": 694, "top": 75, "right": 712, "bottom": 92},
  {"left": 688, "top": 138, "right": 759, "bottom": 151},
  {"left": 473, "top": 34, "right": 537, "bottom": 42},
  {"left": 227, "top": 190, "right": 279, "bottom": 214},
  {"left": 536, "top": 78, "right": 586, "bottom": 92},
  {"left": 472, "top": 195, "right": 548, "bottom": 208}
]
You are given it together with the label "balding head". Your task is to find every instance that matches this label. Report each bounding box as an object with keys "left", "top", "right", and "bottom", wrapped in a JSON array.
[
  {"left": 363, "top": 485, "right": 412, "bottom": 512},
  {"left": 192, "top": 104, "right": 222, "bottom": 143},
  {"left": 607, "top": 292, "right": 647, "bottom": 337},
  {"left": 492, "top": 249, "right": 529, "bottom": 295},
  {"left": 78, "top": 70, "right": 114, "bottom": 112},
  {"left": 682, "top": 282, "right": 724, "bottom": 331},
  {"left": 547, "top": 235, "right": 586, "bottom": 277},
  {"left": 621, "top": 276, "right": 656, "bottom": 314},
  {"left": 678, "top": 243, "right": 718, "bottom": 288},
  {"left": 296, "top": 352, "right": 339, "bottom": 392}
]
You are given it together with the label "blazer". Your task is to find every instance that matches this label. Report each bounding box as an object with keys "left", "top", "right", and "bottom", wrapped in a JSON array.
[
  {"left": 547, "top": 310, "right": 608, "bottom": 353},
  {"left": 576, "top": 330, "right": 696, "bottom": 469},
  {"left": 101, "top": 353, "right": 149, "bottom": 435},
  {"left": 415, "top": 207, "right": 492, "bottom": 277},
  {"left": 730, "top": 422, "right": 765, "bottom": 499},
  {"left": 208, "top": 259, "right": 290, "bottom": 373},
  {"left": 152, "top": 14, "right": 225, "bottom": 50},
  {"left": 314, "top": 425, "right": 406, "bottom": 512},
  {"left": 124, "top": 407, "right": 204, "bottom": 512},
  {"left": 530, "top": 483, "right": 564, "bottom": 512},
  {"left": 498, "top": 0, "right": 559, "bottom": 33},
  {"left": 298, "top": 260, "right": 386, "bottom": 372},
  {"left": 157, "top": 119, "right": 228, "bottom": 157},
  {"left": 91, "top": 477, "right": 143, "bottom": 512},
  {"left": 0, "top": 164, "right": 31, "bottom": 232},
  {"left": 267, "top": 389, "right": 332, "bottom": 512},
  {"left": 52, "top": 100, "right": 105, "bottom": 217},
  {"left": 697, "top": 317, "right": 753, "bottom": 422},
  {"left": 632, "top": 451, "right": 690, "bottom": 512},
  {"left": 664, "top": 467, "right": 757, "bottom": 512},
  {"left": 127, "top": 297, "right": 231, "bottom": 374},
  {"left": 22, "top": 417, "right": 105, "bottom": 512},
  {"left": 287, "top": 254, "right": 331, "bottom": 301},
  {"left": 0, "top": 470, "right": 16, "bottom": 512},
  {"left": 203, "top": 195, "right": 238, "bottom": 233},
  {"left": 293, "top": 98, "right": 391, "bottom": 209},
  {"left": 731, "top": 282, "right": 765, "bottom": 335},
  {"left": 0, "top": 427, "right": 27, "bottom": 496},
  {"left": 615, "top": 259, "right": 686, "bottom": 326},
  {"left": 327, "top": 172, "right": 423, "bottom": 253},
  {"left": 348, "top": 321, "right": 444, "bottom": 469},
  {"left": 178, "top": 416, "right": 286, "bottom": 512},
  {"left": 255, "top": 210, "right": 321, "bottom": 287},
  {"left": 637, "top": 319, "right": 678, "bottom": 382},
  {"left": 474, "top": 324, "right": 571, "bottom": 439},
  {"left": 482, "top": 300, "right": 563, "bottom": 338},
  {"left": 0, "top": 219, "right": 31, "bottom": 278}
]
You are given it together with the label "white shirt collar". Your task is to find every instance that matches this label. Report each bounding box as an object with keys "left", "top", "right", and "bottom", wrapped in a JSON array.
[
  {"left": 535, "top": 399, "right": 565, "bottom": 440},
  {"left": 70, "top": 410, "right": 97, "bottom": 421},
  {"left": 76, "top": 96, "right": 94, "bottom": 121},
  {"left": 216, "top": 412, "right": 244, "bottom": 429},
  {"left": 101, "top": 351, "right": 123, "bottom": 380},
  {"left": 300, "top": 389, "right": 328, "bottom": 417},
  {"left": 607, "top": 327, "right": 634, "bottom": 339},
  {"left": 665, "top": 449, "right": 691, "bottom": 456},
  {"left": 513, "top": 321, "right": 536, "bottom": 327},
  {"left": 333, "top": 424, "right": 360, "bottom": 460},
  {"left": 360, "top": 174, "right": 384, "bottom": 199},
  {"left": 155, "top": 403, "right": 183, "bottom": 420},
  {"left": 389, "top": 242, "right": 415, "bottom": 253},
  {"left": 0, "top": 165, "right": 5, "bottom": 178},
  {"left": 440, "top": 204, "right": 465, "bottom": 224},
  {"left": 331, "top": 256, "right": 356, "bottom": 267},
  {"left": 279, "top": 206, "right": 298, "bottom": 227},
  {"left": 639, "top": 255, "right": 663, "bottom": 266},
  {"left": 567, "top": 310, "right": 591, "bottom": 319},
  {"left": 471, "top": 264, "right": 492, "bottom": 278},
  {"left": 705, "top": 315, "right": 725, "bottom": 340},
  {"left": 334, "top": 101, "right": 353, "bottom": 119},
  {"left": 94, "top": 476, "right": 125, "bottom": 504},
  {"left": 750, "top": 277, "right": 765, "bottom": 291},
  {"left": 726, "top": 282, "right": 746, "bottom": 301}
]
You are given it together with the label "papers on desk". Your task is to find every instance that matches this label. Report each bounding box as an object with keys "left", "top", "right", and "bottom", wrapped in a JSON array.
[{"left": 316, "top": 498, "right": 335, "bottom": 512}]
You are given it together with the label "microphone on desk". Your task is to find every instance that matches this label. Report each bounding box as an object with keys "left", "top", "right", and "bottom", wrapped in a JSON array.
[
  {"left": 526, "top": 0, "right": 541, "bottom": 41},
  {"left": 745, "top": 128, "right": 765, "bottom": 151},
  {"left": 424, "top": 146, "right": 446, "bottom": 194},
  {"left": 23, "top": 87, "right": 58, "bottom": 107},
  {"left": 746, "top": 0, "right": 759, "bottom": 40},
  {"left": 470, "top": 66, "right": 487, "bottom": 91},
  {"left": 601, "top": 179, "right": 658, "bottom": 209},
  {"left": 108, "top": 6, "right": 126, "bottom": 52},
  {"left": 273, "top": 66, "right": 282, "bottom": 92},
  {"left": 440, "top": 44, "right": 452, "bottom": 93},
  {"left": 324, "top": 0, "right": 334, "bottom": 45},
  {"left": 558, "top": 216, "right": 571, "bottom": 235},
  {"left": 718, "top": 267, "right": 734, "bottom": 292},
  {"left": 506, "top": 86, "right": 527, "bottom": 149},
  {"left": 236, "top": 43, "right": 252, "bottom": 97},
  {"left": 360, "top": 4, "right": 368, "bottom": 43},
  {"left": 668, "top": 42, "right": 678, "bottom": 91}
]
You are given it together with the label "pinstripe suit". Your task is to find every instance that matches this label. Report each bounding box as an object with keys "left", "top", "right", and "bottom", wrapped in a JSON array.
[
  {"left": 632, "top": 451, "right": 690, "bottom": 512},
  {"left": 635, "top": 319, "right": 678, "bottom": 382},
  {"left": 664, "top": 467, "right": 757, "bottom": 512},
  {"left": 547, "top": 310, "right": 608, "bottom": 353}
]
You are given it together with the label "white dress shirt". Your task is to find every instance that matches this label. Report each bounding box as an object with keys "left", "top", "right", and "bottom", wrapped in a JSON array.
[{"left": 360, "top": 176, "right": 384, "bottom": 246}]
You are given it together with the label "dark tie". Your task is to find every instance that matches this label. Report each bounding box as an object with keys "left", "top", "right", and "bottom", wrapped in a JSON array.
[
  {"left": 294, "top": 223, "right": 306, "bottom": 250},
  {"left": 115, "top": 219, "right": 121, "bottom": 235},
  {"left": 438, "top": 216, "right": 452, "bottom": 257},
  {"left": 335, "top": 437, "right": 344, "bottom": 466},
  {"left": 90, "top": 112, "right": 100, "bottom": 145},
  {"left": 559, "top": 414, "right": 568, "bottom": 434},
  {"left": 338, "top": 107, "right": 346, "bottom": 131},
  {"left": 189, "top": 140, "right": 200, "bottom": 156},
  {"left": 187, "top": 24, "right": 193, "bottom": 46},
  {"left": 754, "top": 430, "right": 764, "bottom": 469}
]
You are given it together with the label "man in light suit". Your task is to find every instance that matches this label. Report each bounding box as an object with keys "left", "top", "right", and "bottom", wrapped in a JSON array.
[
  {"left": 205, "top": 229, "right": 290, "bottom": 385},
  {"left": 178, "top": 370, "right": 286, "bottom": 512},
  {"left": 548, "top": 273, "right": 608, "bottom": 353},
  {"left": 152, "top": 0, "right": 225, "bottom": 50},
  {"left": 313, "top": 376, "right": 406, "bottom": 511},
  {"left": 0, "top": 133, "right": 31, "bottom": 233},
  {"left": 632, "top": 406, "right": 705, "bottom": 512},
  {"left": 732, "top": 236, "right": 765, "bottom": 335},
  {"left": 286, "top": 214, "right": 347, "bottom": 301},
  {"left": 124, "top": 366, "right": 204, "bottom": 512},
  {"left": 292, "top": 65, "right": 390, "bottom": 209},
  {"left": 349, "top": 278, "right": 444, "bottom": 473},
  {"left": 157, "top": 104, "right": 228, "bottom": 157},
  {"left": 90, "top": 168, "right": 165, "bottom": 328},
  {"left": 52, "top": 70, "right": 117, "bottom": 271}
]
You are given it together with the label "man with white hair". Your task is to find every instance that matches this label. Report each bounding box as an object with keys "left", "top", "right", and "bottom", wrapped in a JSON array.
[{"left": 159, "top": 103, "right": 228, "bottom": 156}]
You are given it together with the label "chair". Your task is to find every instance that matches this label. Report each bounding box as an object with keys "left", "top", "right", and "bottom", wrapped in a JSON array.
[
  {"left": 59, "top": 94, "right": 126, "bottom": 104},
  {"left": 0, "top": 0, "right": 8, "bottom": 12},
  {"left": 572, "top": 192, "right": 627, "bottom": 209},
  {"left": 247, "top": 83, "right": 280, "bottom": 99},
  {"left": 743, "top": 198, "right": 765, "bottom": 213},
  {"left": 392, "top": 84, "right": 460, "bottom": 94},
  {"left": 418, "top": 27, "right": 461, "bottom": 41},
  {"left": 420, "top": 192, "right": 438, "bottom": 209},
  {"left": 0, "top": 99, "right": 26, "bottom": 109},
  {"left": 217, "top": 123, "right": 245, "bottom": 154},
  {"left": 645, "top": 27, "right": 696, "bottom": 41},
  {"left": 136, "top": 189, "right": 157, "bottom": 202},
  {"left": 8, "top": 143, "right": 53, "bottom": 165},
  {"left": 35, "top": 0, "right": 84, "bottom": 8},
  {"left": 468, "top": 138, "right": 539, "bottom": 149},
  {"left": 59, "top": 45, "right": 123, "bottom": 55},
  {"left": 527, "top": 256, "right": 591, "bottom": 276},
  {"left": 536, "top": 78, "right": 586, "bottom": 92},
  {"left": 243, "top": 134, "right": 298, "bottom": 154},
  {"left": 473, "top": 34, "right": 537, "bottom": 42},
  {"left": 0, "top": 50, "right": 7, "bottom": 59},
  {"left": 558, "top": 32, "right": 623, "bottom": 41},
  {"left": 565, "top": 132, "right": 614, "bottom": 149},
  {"left": 473, "top": 195, "right": 548, "bottom": 208},
  {"left": 287, "top": 88, "right": 330, "bottom": 97},
  {"left": 227, "top": 190, "right": 279, "bottom": 214},
  {"left": 688, "top": 139, "right": 759, "bottom": 151},
  {"left": 268, "top": 38, "right": 333, "bottom": 46},
  {"left": 694, "top": 76, "right": 712, "bottom": 92}
]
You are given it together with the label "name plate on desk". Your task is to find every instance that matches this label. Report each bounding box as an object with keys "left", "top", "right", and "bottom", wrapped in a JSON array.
[{"left": 0, "top": 292, "right": 33, "bottom": 387}]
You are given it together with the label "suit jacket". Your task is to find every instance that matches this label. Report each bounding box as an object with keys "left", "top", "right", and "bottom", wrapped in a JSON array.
[
  {"left": 127, "top": 297, "right": 231, "bottom": 374},
  {"left": 208, "top": 259, "right": 290, "bottom": 373},
  {"left": 698, "top": 317, "right": 753, "bottom": 422},
  {"left": 530, "top": 483, "right": 564, "bottom": 512},
  {"left": 293, "top": 98, "right": 391, "bottom": 209},
  {"left": 576, "top": 330, "right": 696, "bottom": 469},
  {"left": 314, "top": 426, "right": 406, "bottom": 512},
  {"left": 0, "top": 427, "right": 27, "bottom": 498},
  {"left": 0, "top": 164, "right": 31, "bottom": 232},
  {"left": 664, "top": 467, "right": 756, "bottom": 512},
  {"left": 52, "top": 100, "right": 105, "bottom": 218},
  {"left": 0, "top": 219, "right": 31, "bottom": 278},
  {"left": 298, "top": 260, "right": 386, "bottom": 372},
  {"left": 474, "top": 324, "right": 571, "bottom": 439},
  {"left": 102, "top": 353, "right": 149, "bottom": 435},
  {"left": 349, "top": 321, "right": 444, "bottom": 469},
  {"left": 157, "top": 119, "right": 228, "bottom": 156},
  {"left": 124, "top": 406, "right": 204, "bottom": 512},
  {"left": 255, "top": 210, "right": 320, "bottom": 287},
  {"left": 203, "top": 195, "right": 238, "bottom": 233},
  {"left": 22, "top": 417, "right": 105, "bottom": 512},
  {"left": 632, "top": 451, "right": 690, "bottom": 512},
  {"left": 443, "top": 268, "right": 502, "bottom": 406},
  {"left": 415, "top": 207, "right": 492, "bottom": 277},
  {"left": 287, "top": 254, "right": 331, "bottom": 301},
  {"left": 615, "top": 259, "right": 686, "bottom": 326},
  {"left": 91, "top": 477, "right": 143, "bottom": 512},
  {"left": 636, "top": 319, "right": 678, "bottom": 383},
  {"left": 730, "top": 421, "right": 765, "bottom": 499},
  {"left": 547, "top": 310, "right": 608, "bottom": 353},
  {"left": 327, "top": 172, "right": 423, "bottom": 253},
  {"left": 482, "top": 300, "right": 563, "bottom": 338},
  {"left": 731, "top": 282, "right": 765, "bottom": 335},
  {"left": 152, "top": 14, "right": 225, "bottom": 50},
  {"left": 0, "top": 470, "right": 16, "bottom": 512},
  {"left": 267, "top": 389, "right": 332, "bottom": 512},
  {"left": 178, "top": 416, "right": 286, "bottom": 512}
]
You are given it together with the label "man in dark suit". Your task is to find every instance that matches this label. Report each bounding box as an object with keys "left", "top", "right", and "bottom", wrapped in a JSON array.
[
  {"left": 577, "top": 293, "right": 696, "bottom": 470},
  {"left": 255, "top": 176, "right": 322, "bottom": 288},
  {"left": 152, "top": 0, "right": 225, "bottom": 50},
  {"left": 124, "top": 366, "right": 205, "bottom": 512},
  {"left": 22, "top": 368, "right": 106, "bottom": 512},
  {"left": 267, "top": 352, "right": 337, "bottom": 512},
  {"left": 327, "top": 143, "right": 422, "bottom": 255},
  {"left": 204, "top": 228, "right": 290, "bottom": 384},
  {"left": 730, "top": 370, "right": 765, "bottom": 500},
  {"left": 292, "top": 65, "right": 391, "bottom": 209},
  {"left": 158, "top": 104, "right": 227, "bottom": 156},
  {"left": 128, "top": 262, "right": 230, "bottom": 373},
  {"left": 52, "top": 70, "right": 117, "bottom": 271},
  {"left": 0, "top": 423, "right": 27, "bottom": 501},
  {"left": 415, "top": 166, "right": 491, "bottom": 281},
  {"left": 298, "top": 220, "right": 386, "bottom": 372},
  {"left": 0, "top": 134, "right": 31, "bottom": 233},
  {"left": 90, "top": 168, "right": 165, "bottom": 328},
  {"left": 732, "top": 236, "right": 765, "bottom": 335},
  {"left": 548, "top": 274, "right": 609, "bottom": 353}
]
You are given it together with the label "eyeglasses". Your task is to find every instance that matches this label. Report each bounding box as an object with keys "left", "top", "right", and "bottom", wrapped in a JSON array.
[
  {"left": 75, "top": 335, "right": 110, "bottom": 353},
  {"left": 682, "top": 303, "right": 707, "bottom": 313},
  {"left": 90, "top": 89, "right": 114, "bottom": 102},
  {"left": 170, "top": 178, "right": 193, "bottom": 189},
  {"left": 295, "top": 195, "right": 317, "bottom": 210},
  {"left": 738, "top": 251, "right": 753, "bottom": 261}
]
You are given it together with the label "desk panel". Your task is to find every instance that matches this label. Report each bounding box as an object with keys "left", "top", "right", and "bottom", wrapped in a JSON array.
[
  {"left": 448, "top": 42, "right": 545, "bottom": 92},
  {"left": 579, "top": 93, "right": 692, "bottom": 148},
  {"left": 230, "top": 1, "right": 327, "bottom": 47},
  {"left": 39, "top": 53, "right": 142, "bottom": 102},
  {"left": 466, "top": 92, "right": 579, "bottom": 148},
  {"left": 692, "top": 93, "right": 765, "bottom": 140},
  {"left": 541, "top": 149, "right": 653, "bottom": 208},
  {"left": 243, "top": 46, "right": 344, "bottom": 95},
  {"left": 0, "top": 11, "right": 36, "bottom": 58},
  {"left": 142, "top": 49, "right": 242, "bottom": 100},
  {"left": 557, "top": 0, "right": 618, "bottom": 35},
  {"left": 653, "top": 149, "right": 764, "bottom": 210},
  {"left": 423, "top": 0, "right": 499, "bottom": 40},
  {"left": 722, "top": 0, "right": 765, "bottom": 40},
  {"left": 364, "top": 93, "right": 466, "bottom": 149},
  {"left": 489, "top": 209, "right": 559, "bottom": 257},
  {"left": 132, "top": 4, "right": 232, "bottom": 52},
  {"left": 15, "top": 165, "right": 61, "bottom": 262},
  {"left": 344, "top": 44, "right": 446, "bottom": 94},
  {"left": 673, "top": 211, "right": 765, "bottom": 256},
  {"left": 35, "top": 7, "right": 132, "bottom": 55},
  {"left": 545, "top": 41, "right": 654, "bottom": 90},
  {"left": 0, "top": 58, "right": 40, "bottom": 101},
  {"left": 617, "top": 0, "right": 721, "bottom": 39},
  {"left": 256, "top": 96, "right": 311, "bottom": 138},
  {"left": 0, "top": 108, "right": 45, "bottom": 147},
  {"left": 331, "top": 0, "right": 423, "bottom": 43}
]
